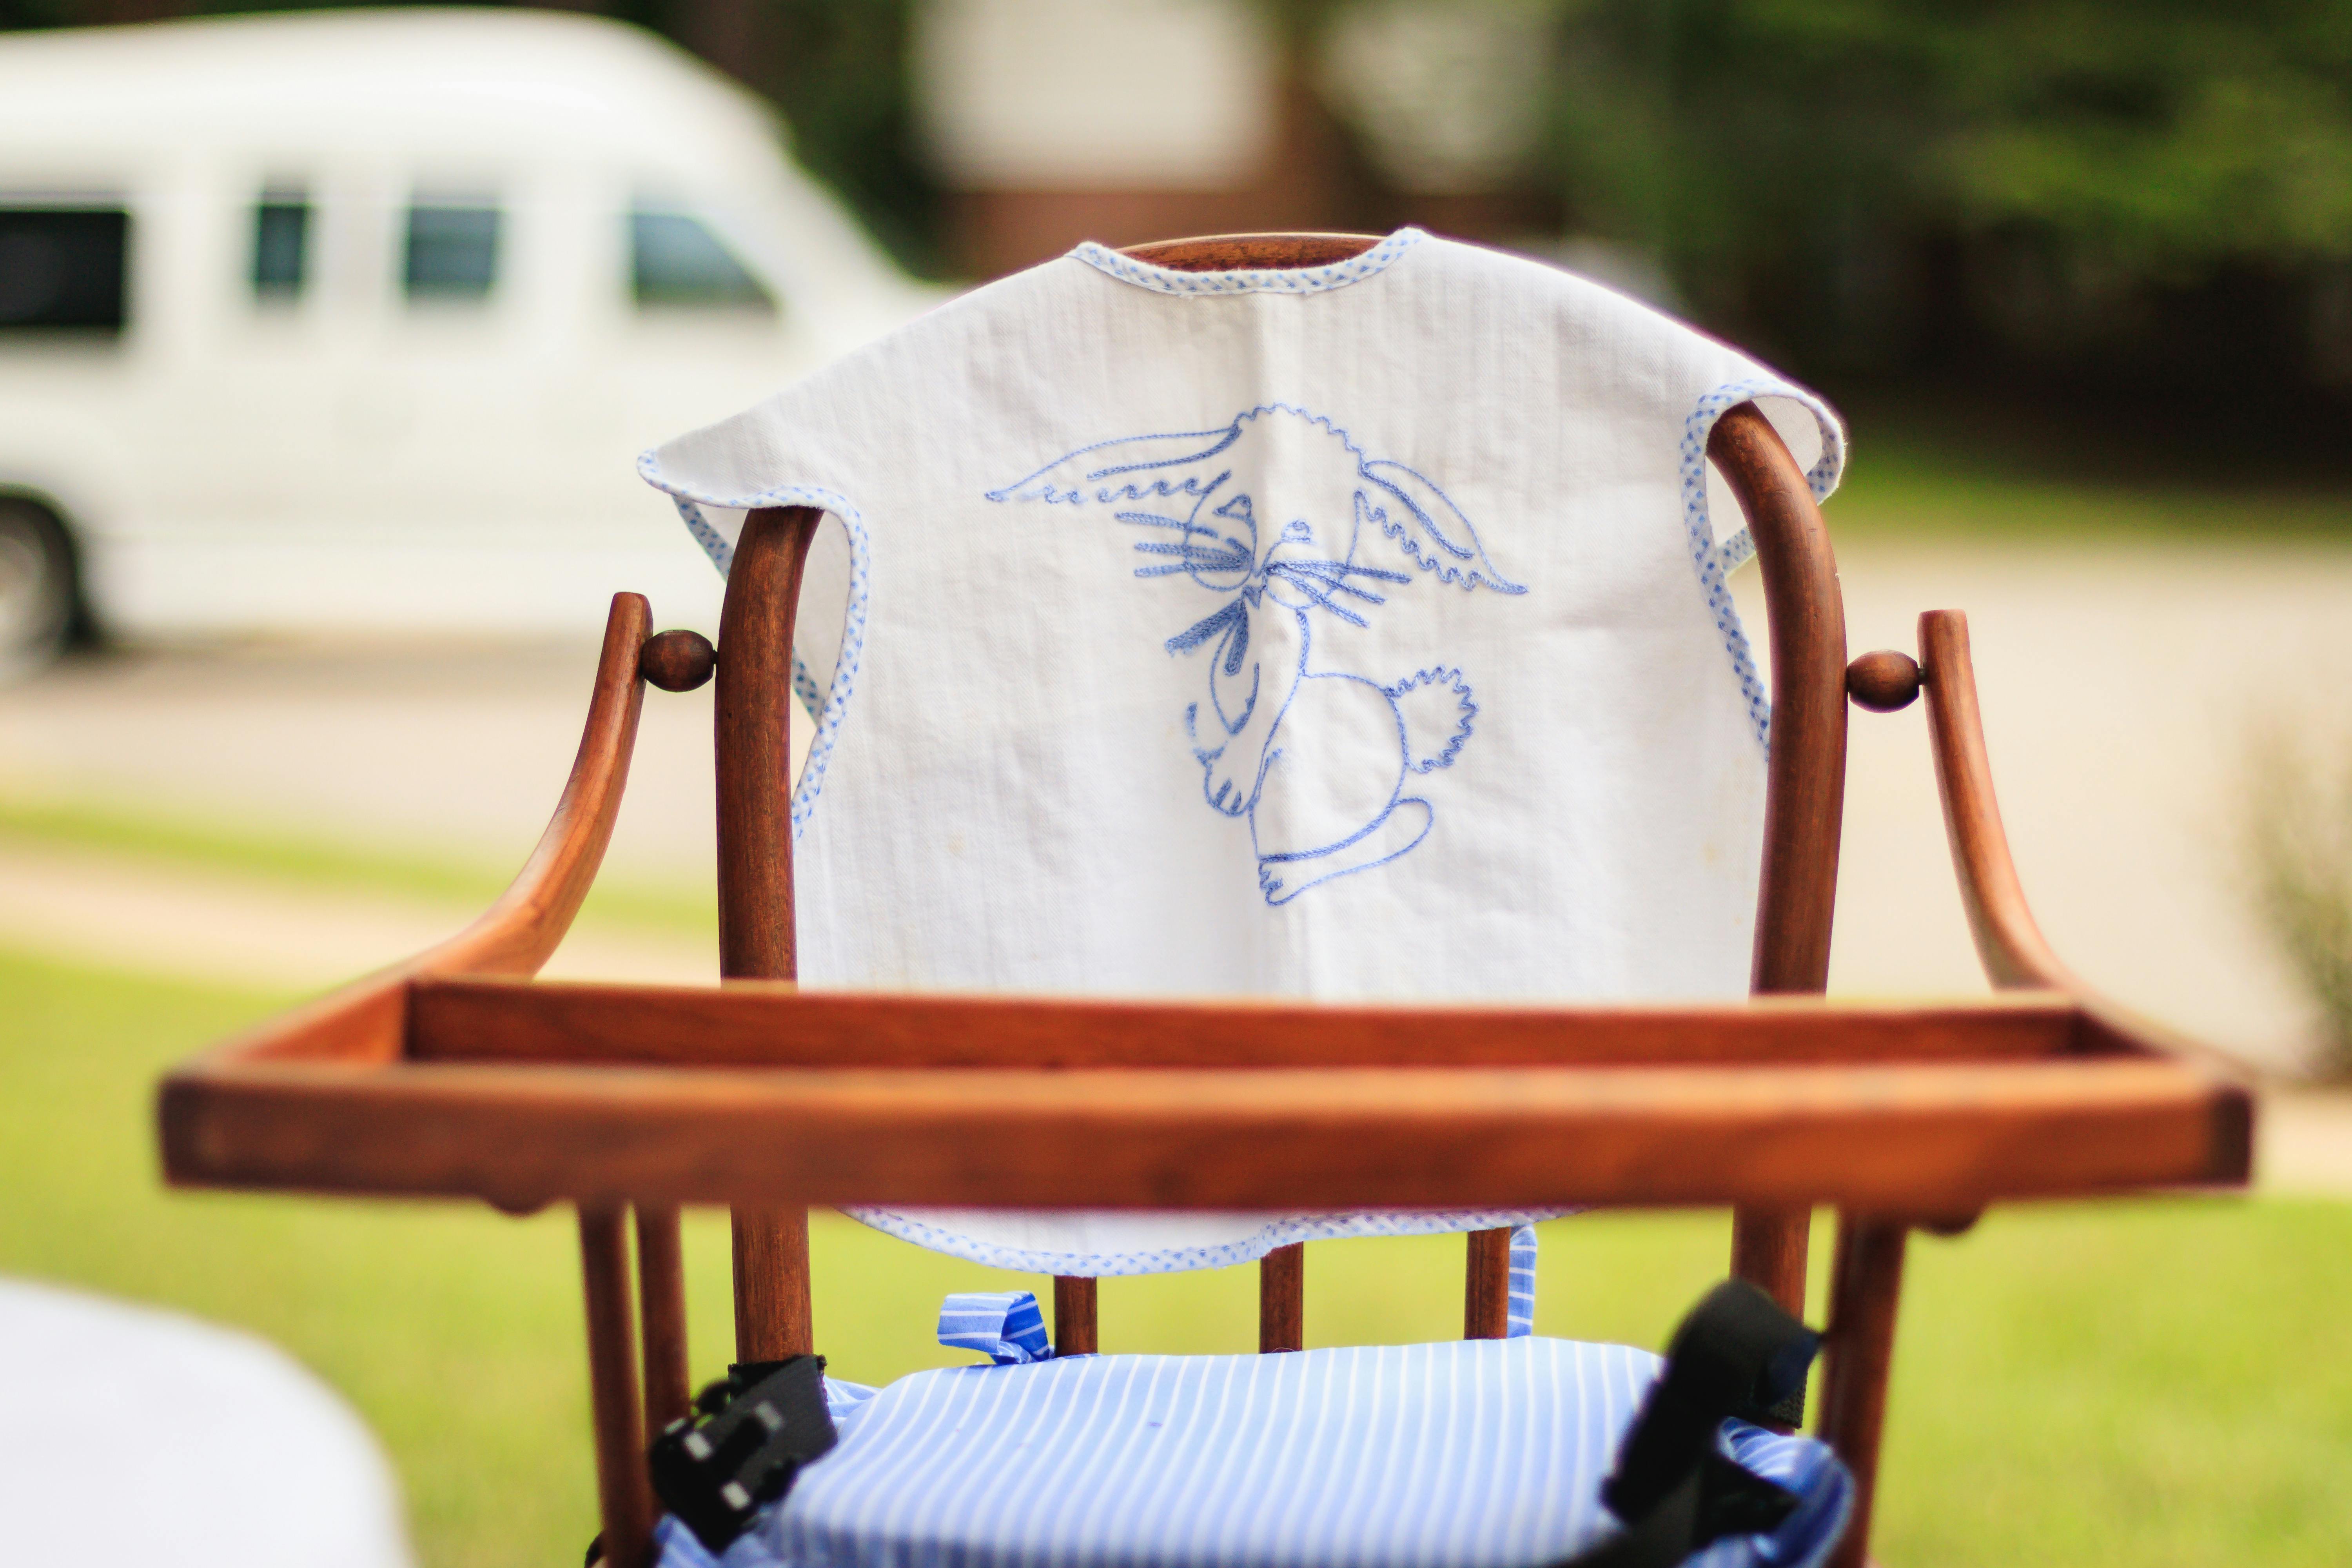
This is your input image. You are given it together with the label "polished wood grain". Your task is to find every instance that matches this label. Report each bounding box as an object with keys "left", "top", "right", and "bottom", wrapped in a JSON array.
[
  {"left": 1709, "top": 400, "right": 1849, "bottom": 1339},
  {"left": 1464, "top": 1227, "right": 1513, "bottom": 1339},
  {"left": 1713, "top": 402, "right": 1849, "bottom": 996},
  {"left": 1846, "top": 650, "right": 1922, "bottom": 713},
  {"left": 405, "top": 981, "right": 2086, "bottom": 1069},
  {"left": 731, "top": 1205, "right": 813, "bottom": 1361},
  {"left": 717, "top": 507, "right": 822, "bottom": 984},
  {"left": 1919, "top": 611, "right": 2071, "bottom": 991},
  {"left": 634, "top": 1205, "right": 691, "bottom": 1434},
  {"left": 641, "top": 629, "right": 717, "bottom": 693},
  {"left": 1054, "top": 1276, "right": 1099, "bottom": 1356},
  {"left": 1259, "top": 1244, "right": 1304, "bottom": 1352},
  {"left": 1729, "top": 1204, "right": 1812, "bottom": 1317},
  {"left": 1818, "top": 1216, "right": 1909, "bottom": 1568},
  {"left": 580, "top": 1204, "right": 655, "bottom": 1568},
  {"left": 1120, "top": 232, "right": 1379, "bottom": 271},
  {"left": 717, "top": 507, "right": 826, "bottom": 1365},
  {"left": 162, "top": 1054, "right": 2247, "bottom": 1213}
]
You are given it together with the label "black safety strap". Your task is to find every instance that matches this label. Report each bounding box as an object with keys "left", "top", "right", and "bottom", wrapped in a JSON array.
[
  {"left": 645, "top": 1354, "right": 838, "bottom": 1555},
  {"left": 1552, "top": 1279, "right": 1822, "bottom": 1568}
]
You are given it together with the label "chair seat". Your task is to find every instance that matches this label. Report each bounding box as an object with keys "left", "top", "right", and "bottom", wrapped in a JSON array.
[{"left": 655, "top": 1337, "right": 1851, "bottom": 1568}]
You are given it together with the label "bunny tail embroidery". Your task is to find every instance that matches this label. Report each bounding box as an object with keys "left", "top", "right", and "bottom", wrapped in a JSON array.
[
  {"left": 1387, "top": 668, "right": 1477, "bottom": 774},
  {"left": 989, "top": 405, "right": 1524, "bottom": 907}
]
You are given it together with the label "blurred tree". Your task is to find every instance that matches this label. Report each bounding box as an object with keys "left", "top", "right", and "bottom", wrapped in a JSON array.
[
  {"left": 13, "top": 0, "right": 2352, "bottom": 394},
  {"left": 1544, "top": 0, "right": 2352, "bottom": 383},
  {"left": 661, "top": 0, "right": 941, "bottom": 274}
]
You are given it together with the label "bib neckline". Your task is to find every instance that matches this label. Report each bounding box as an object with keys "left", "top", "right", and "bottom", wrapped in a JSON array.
[{"left": 1069, "top": 228, "right": 1424, "bottom": 297}]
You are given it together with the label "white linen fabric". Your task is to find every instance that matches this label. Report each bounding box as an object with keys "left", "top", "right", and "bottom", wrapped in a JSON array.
[
  {"left": 642, "top": 229, "right": 1843, "bottom": 1275},
  {"left": 650, "top": 1338, "right": 1854, "bottom": 1568}
]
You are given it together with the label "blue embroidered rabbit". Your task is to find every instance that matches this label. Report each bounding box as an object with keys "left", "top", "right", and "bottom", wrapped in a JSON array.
[{"left": 989, "top": 405, "right": 1524, "bottom": 904}]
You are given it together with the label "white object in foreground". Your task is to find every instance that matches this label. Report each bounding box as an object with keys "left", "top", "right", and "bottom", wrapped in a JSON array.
[{"left": 0, "top": 1276, "right": 413, "bottom": 1568}]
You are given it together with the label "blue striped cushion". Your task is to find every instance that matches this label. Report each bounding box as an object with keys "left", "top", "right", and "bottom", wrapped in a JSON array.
[{"left": 655, "top": 1337, "right": 1850, "bottom": 1568}]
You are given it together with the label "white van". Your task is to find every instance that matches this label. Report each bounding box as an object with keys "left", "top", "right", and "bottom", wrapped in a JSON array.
[{"left": 0, "top": 9, "right": 936, "bottom": 671}]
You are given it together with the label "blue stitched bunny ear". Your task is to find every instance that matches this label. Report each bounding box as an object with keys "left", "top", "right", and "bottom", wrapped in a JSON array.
[
  {"left": 987, "top": 424, "right": 1245, "bottom": 507},
  {"left": 1354, "top": 461, "right": 1526, "bottom": 595}
]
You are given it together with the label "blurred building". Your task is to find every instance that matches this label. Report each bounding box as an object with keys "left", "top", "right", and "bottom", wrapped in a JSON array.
[{"left": 910, "top": 0, "right": 1560, "bottom": 276}]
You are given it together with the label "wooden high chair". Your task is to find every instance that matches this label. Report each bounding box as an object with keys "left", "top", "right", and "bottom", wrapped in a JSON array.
[{"left": 158, "top": 235, "right": 2251, "bottom": 1568}]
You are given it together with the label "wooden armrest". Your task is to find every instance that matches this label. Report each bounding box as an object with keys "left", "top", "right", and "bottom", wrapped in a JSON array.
[
  {"left": 1919, "top": 610, "right": 2072, "bottom": 991},
  {"left": 177, "top": 593, "right": 653, "bottom": 1066}
]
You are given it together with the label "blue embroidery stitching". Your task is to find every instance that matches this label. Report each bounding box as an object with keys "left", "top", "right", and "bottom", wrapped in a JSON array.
[
  {"left": 1069, "top": 228, "right": 1424, "bottom": 297},
  {"left": 1677, "top": 379, "right": 1846, "bottom": 752},
  {"left": 643, "top": 458, "right": 870, "bottom": 841},
  {"left": 989, "top": 404, "right": 1524, "bottom": 906}
]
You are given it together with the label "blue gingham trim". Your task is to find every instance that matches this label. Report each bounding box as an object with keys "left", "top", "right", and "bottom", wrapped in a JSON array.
[
  {"left": 1680, "top": 379, "right": 1846, "bottom": 751},
  {"left": 640, "top": 454, "right": 870, "bottom": 841},
  {"left": 1070, "top": 229, "right": 1424, "bottom": 297},
  {"left": 839, "top": 1207, "right": 1573, "bottom": 1278},
  {"left": 939, "top": 1291, "right": 1055, "bottom": 1365}
]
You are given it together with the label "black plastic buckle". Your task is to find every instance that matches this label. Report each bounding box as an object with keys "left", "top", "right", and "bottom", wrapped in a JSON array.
[
  {"left": 1567, "top": 1279, "right": 1821, "bottom": 1565},
  {"left": 648, "top": 1354, "right": 838, "bottom": 1554}
]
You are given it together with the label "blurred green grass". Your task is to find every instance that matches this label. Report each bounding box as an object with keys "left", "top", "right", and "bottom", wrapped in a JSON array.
[
  {"left": 4, "top": 947, "right": 2347, "bottom": 1566},
  {"left": 0, "top": 791, "right": 717, "bottom": 944}
]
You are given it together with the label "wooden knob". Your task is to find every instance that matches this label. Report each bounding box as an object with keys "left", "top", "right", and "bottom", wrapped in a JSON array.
[
  {"left": 1846, "top": 649, "right": 1922, "bottom": 712},
  {"left": 640, "top": 629, "right": 716, "bottom": 692}
]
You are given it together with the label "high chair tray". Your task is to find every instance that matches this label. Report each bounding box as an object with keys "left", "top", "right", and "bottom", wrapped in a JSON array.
[{"left": 162, "top": 979, "right": 2250, "bottom": 1214}]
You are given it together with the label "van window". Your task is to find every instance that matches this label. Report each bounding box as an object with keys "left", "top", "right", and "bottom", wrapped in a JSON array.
[
  {"left": 252, "top": 195, "right": 309, "bottom": 299},
  {"left": 631, "top": 209, "right": 774, "bottom": 312},
  {"left": 0, "top": 207, "right": 129, "bottom": 333},
  {"left": 404, "top": 203, "right": 499, "bottom": 300}
]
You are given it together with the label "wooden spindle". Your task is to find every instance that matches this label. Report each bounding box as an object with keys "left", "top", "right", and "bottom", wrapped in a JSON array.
[
  {"left": 579, "top": 1204, "right": 655, "bottom": 1568},
  {"left": 1053, "top": 1276, "right": 1099, "bottom": 1356},
  {"left": 717, "top": 506, "right": 824, "bottom": 1362},
  {"left": 1818, "top": 1215, "right": 1909, "bottom": 1568},
  {"left": 732, "top": 1205, "right": 813, "bottom": 1361},
  {"left": 634, "top": 1204, "right": 691, "bottom": 1433},
  {"left": 1258, "top": 1244, "right": 1304, "bottom": 1352},
  {"left": 1731, "top": 1206, "right": 1811, "bottom": 1318},
  {"left": 1710, "top": 403, "right": 1850, "bottom": 1328},
  {"left": 1464, "top": 1227, "right": 1512, "bottom": 1339}
]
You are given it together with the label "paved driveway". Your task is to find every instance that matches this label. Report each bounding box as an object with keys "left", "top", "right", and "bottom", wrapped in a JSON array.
[{"left": 4, "top": 536, "right": 2351, "bottom": 1151}]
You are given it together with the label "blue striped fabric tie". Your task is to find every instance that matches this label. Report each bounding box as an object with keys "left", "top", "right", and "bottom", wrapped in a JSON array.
[
  {"left": 1508, "top": 1225, "right": 1537, "bottom": 1338},
  {"left": 936, "top": 1290, "right": 1053, "bottom": 1365}
]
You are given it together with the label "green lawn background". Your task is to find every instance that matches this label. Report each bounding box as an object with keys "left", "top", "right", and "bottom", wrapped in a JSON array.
[{"left": 5, "top": 946, "right": 2346, "bottom": 1566}]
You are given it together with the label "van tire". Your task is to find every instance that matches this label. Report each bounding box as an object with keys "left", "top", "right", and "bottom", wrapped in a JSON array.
[{"left": 0, "top": 496, "right": 79, "bottom": 680}]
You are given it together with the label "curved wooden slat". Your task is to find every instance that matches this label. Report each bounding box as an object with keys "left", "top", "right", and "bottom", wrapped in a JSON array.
[
  {"left": 1710, "top": 403, "right": 1850, "bottom": 995},
  {"left": 176, "top": 592, "right": 653, "bottom": 1067},
  {"left": 1918, "top": 610, "right": 2071, "bottom": 991},
  {"left": 715, "top": 506, "right": 826, "bottom": 1364},
  {"left": 1120, "top": 232, "right": 1379, "bottom": 271},
  {"left": 1708, "top": 402, "right": 1849, "bottom": 1316}
]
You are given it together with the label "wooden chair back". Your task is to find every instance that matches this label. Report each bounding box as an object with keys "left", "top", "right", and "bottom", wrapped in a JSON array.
[{"left": 699, "top": 232, "right": 1849, "bottom": 1367}]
